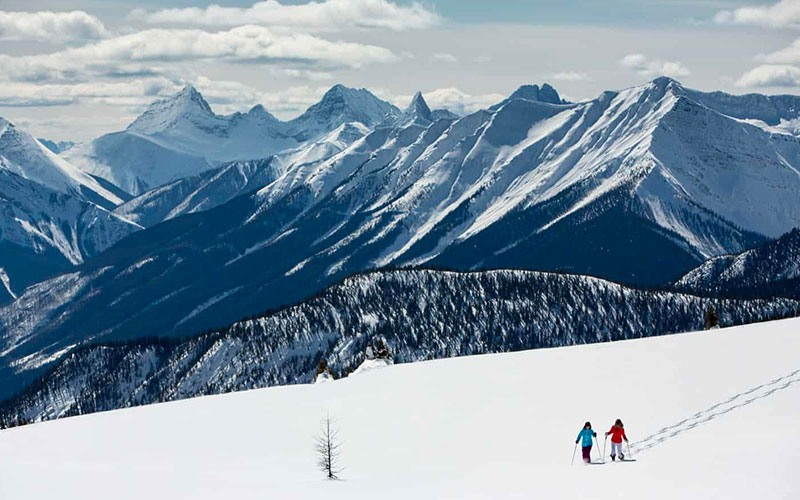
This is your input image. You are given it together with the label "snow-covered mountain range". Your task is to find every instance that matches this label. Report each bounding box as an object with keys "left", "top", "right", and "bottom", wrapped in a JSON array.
[
  {"left": 2, "top": 77, "right": 800, "bottom": 403},
  {"left": 62, "top": 85, "right": 402, "bottom": 195},
  {"left": 0, "top": 118, "right": 141, "bottom": 301},
  {"left": 0, "top": 118, "right": 123, "bottom": 209},
  {"left": 2, "top": 269, "right": 797, "bottom": 421},
  {"left": 114, "top": 121, "right": 371, "bottom": 227}
]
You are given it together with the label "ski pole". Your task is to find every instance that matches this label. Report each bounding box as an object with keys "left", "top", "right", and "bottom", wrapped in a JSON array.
[
  {"left": 571, "top": 442, "right": 578, "bottom": 465},
  {"left": 603, "top": 435, "right": 608, "bottom": 463},
  {"left": 626, "top": 440, "right": 633, "bottom": 459},
  {"left": 594, "top": 436, "right": 602, "bottom": 463}
]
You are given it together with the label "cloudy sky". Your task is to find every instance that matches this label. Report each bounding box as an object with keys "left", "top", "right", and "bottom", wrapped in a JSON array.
[{"left": 0, "top": 0, "right": 796, "bottom": 141}]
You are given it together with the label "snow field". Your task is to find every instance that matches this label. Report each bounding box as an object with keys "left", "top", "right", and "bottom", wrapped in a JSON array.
[{"left": 0, "top": 318, "right": 798, "bottom": 499}]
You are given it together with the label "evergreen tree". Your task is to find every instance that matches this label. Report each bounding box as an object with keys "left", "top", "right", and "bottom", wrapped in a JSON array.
[
  {"left": 704, "top": 307, "right": 720, "bottom": 330},
  {"left": 314, "top": 359, "right": 333, "bottom": 382},
  {"left": 373, "top": 338, "right": 391, "bottom": 360}
]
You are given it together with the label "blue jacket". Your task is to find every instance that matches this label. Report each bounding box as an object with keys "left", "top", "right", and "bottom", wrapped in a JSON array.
[{"left": 576, "top": 428, "right": 596, "bottom": 447}]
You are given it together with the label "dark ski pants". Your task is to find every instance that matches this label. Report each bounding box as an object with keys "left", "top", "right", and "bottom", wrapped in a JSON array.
[{"left": 582, "top": 445, "right": 592, "bottom": 463}]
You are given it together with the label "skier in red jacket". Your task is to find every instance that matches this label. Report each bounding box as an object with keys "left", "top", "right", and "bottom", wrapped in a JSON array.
[{"left": 605, "top": 419, "right": 628, "bottom": 461}]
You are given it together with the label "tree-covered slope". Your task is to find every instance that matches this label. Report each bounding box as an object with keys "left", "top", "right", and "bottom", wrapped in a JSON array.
[{"left": 3, "top": 269, "right": 797, "bottom": 423}]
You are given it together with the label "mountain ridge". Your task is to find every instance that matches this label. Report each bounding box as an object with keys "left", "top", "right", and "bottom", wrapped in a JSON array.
[
  {"left": 0, "top": 118, "right": 142, "bottom": 300},
  {"left": 675, "top": 228, "right": 800, "bottom": 299},
  {"left": 64, "top": 84, "right": 402, "bottom": 195}
]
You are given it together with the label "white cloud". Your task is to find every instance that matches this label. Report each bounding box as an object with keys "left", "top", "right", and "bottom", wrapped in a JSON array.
[
  {"left": 0, "top": 95, "right": 76, "bottom": 107},
  {"left": 737, "top": 64, "right": 800, "bottom": 87},
  {"left": 2, "top": 80, "right": 336, "bottom": 141},
  {"left": 0, "top": 25, "right": 397, "bottom": 83},
  {"left": 548, "top": 71, "right": 591, "bottom": 82},
  {"left": 132, "top": 0, "right": 440, "bottom": 32},
  {"left": 0, "top": 10, "right": 108, "bottom": 42},
  {"left": 430, "top": 53, "right": 458, "bottom": 63},
  {"left": 714, "top": 0, "right": 800, "bottom": 28},
  {"left": 392, "top": 88, "right": 505, "bottom": 115},
  {"left": 9, "top": 114, "right": 137, "bottom": 142},
  {"left": 273, "top": 68, "right": 335, "bottom": 81},
  {"left": 620, "top": 53, "right": 691, "bottom": 78},
  {"left": 0, "top": 78, "right": 179, "bottom": 108},
  {"left": 760, "top": 38, "right": 800, "bottom": 64},
  {"left": 0, "top": 72, "right": 335, "bottom": 122}
]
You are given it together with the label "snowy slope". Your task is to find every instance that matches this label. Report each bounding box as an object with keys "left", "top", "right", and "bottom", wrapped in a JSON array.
[
  {"left": 114, "top": 122, "right": 370, "bottom": 227},
  {"left": 675, "top": 228, "right": 800, "bottom": 299},
  {"left": 0, "top": 318, "right": 798, "bottom": 500},
  {"left": 0, "top": 117, "right": 123, "bottom": 209},
  {"left": 112, "top": 158, "right": 283, "bottom": 227},
  {"left": 38, "top": 139, "right": 74, "bottom": 154},
  {"left": 0, "top": 168, "right": 139, "bottom": 261},
  {"left": 0, "top": 118, "right": 141, "bottom": 299},
  {"left": 63, "top": 130, "right": 212, "bottom": 196},
  {"left": 2, "top": 269, "right": 797, "bottom": 420},
  {"left": 65, "top": 85, "right": 400, "bottom": 195}
]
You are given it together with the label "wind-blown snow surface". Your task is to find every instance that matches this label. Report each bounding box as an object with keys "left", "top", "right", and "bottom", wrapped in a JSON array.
[{"left": 0, "top": 318, "right": 797, "bottom": 500}]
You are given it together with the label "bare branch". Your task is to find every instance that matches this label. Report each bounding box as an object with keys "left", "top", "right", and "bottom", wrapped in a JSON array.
[{"left": 314, "top": 413, "right": 343, "bottom": 480}]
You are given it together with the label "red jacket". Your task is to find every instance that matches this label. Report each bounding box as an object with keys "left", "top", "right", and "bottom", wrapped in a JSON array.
[{"left": 607, "top": 426, "right": 627, "bottom": 443}]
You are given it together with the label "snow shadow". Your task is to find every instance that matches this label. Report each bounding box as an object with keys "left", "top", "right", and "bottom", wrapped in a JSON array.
[{"left": 631, "top": 367, "right": 800, "bottom": 454}]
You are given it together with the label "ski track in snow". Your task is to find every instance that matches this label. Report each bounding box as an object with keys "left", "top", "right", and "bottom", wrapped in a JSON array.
[{"left": 631, "top": 367, "right": 800, "bottom": 455}]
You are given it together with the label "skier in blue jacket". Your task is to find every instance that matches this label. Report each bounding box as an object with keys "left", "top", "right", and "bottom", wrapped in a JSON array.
[{"left": 575, "top": 421, "right": 597, "bottom": 464}]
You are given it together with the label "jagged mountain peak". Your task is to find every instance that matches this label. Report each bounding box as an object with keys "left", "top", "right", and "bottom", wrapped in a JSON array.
[
  {"left": 230, "top": 104, "right": 280, "bottom": 125},
  {"left": 641, "top": 76, "right": 687, "bottom": 101},
  {"left": 246, "top": 104, "right": 276, "bottom": 119},
  {"left": 407, "top": 91, "right": 432, "bottom": 117},
  {"left": 167, "top": 85, "right": 214, "bottom": 116},
  {"left": 290, "top": 84, "right": 401, "bottom": 134},
  {"left": 127, "top": 85, "right": 219, "bottom": 135},
  {"left": 319, "top": 83, "right": 372, "bottom": 103},
  {"left": 409, "top": 91, "right": 429, "bottom": 108},
  {"left": 0, "top": 116, "right": 123, "bottom": 208},
  {"left": 394, "top": 91, "right": 434, "bottom": 127},
  {"left": 490, "top": 83, "right": 564, "bottom": 110},
  {"left": 322, "top": 83, "right": 349, "bottom": 98},
  {"left": 539, "top": 83, "right": 561, "bottom": 103},
  {"left": 650, "top": 75, "right": 683, "bottom": 88},
  {"left": 512, "top": 84, "right": 561, "bottom": 104}
]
